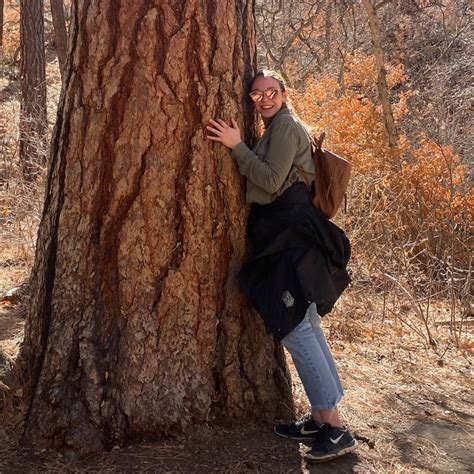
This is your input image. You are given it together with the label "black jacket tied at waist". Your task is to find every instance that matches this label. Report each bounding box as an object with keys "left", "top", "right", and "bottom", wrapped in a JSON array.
[{"left": 239, "top": 182, "right": 351, "bottom": 341}]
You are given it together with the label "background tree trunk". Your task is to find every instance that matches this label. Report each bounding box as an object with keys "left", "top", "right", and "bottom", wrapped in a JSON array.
[
  {"left": 20, "top": 0, "right": 293, "bottom": 458},
  {"left": 0, "top": 0, "right": 4, "bottom": 47},
  {"left": 324, "top": 1, "right": 332, "bottom": 63},
  {"left": 361, "top": 0, "right": 398, "bottom": 149},
  {"left": 19, "top": 0, "right": 47, "bottom": 180},
  {"left": 49, "top": 0, "right": 68, "bottom": 78}
]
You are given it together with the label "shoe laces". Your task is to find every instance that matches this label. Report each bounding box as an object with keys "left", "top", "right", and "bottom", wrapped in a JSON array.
[{"left": 295, "top": 413, "right": 313, "bottom": 427}]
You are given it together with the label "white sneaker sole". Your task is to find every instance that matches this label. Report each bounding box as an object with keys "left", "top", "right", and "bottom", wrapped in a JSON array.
[{"left": 304, "top": 439, "right": 358, "bottom": 463}]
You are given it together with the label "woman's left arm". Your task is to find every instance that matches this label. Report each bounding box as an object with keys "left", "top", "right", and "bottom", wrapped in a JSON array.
[{"left": 206, "top": 117, "right": 298, "bottom": 194}]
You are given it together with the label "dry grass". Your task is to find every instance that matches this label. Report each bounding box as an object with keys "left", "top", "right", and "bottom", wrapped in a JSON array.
[{"left": 327, "top": 293, "right": 472, "bottom": 472}]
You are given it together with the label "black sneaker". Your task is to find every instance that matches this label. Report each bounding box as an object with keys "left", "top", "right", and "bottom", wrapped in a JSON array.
[
  {"left": 274, "top": 414, "right": 322, "bottom": 440},
  {"left": 304, "top": 424, "right": 358, "bottom": 463}
]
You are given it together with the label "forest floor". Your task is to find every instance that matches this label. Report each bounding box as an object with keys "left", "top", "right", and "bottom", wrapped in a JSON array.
[{"left": 0, "top": 241, "right": 473, "bottom": 473}]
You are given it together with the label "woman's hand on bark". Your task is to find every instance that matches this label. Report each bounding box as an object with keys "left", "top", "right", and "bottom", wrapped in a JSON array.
[{"left": 206, "top": 118, "right": 242, "bottom": 150}]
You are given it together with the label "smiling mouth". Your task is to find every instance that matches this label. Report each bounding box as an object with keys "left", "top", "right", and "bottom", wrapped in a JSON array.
[{"left": 261, "top": 105, "right": 273, "bottom": 109}]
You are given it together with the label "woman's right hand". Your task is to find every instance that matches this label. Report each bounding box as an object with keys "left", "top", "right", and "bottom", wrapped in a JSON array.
[{"left": 206, "top": 118, "right": 242, "bottom": 150}]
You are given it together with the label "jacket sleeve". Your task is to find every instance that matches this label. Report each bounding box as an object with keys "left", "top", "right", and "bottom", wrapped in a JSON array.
[{"left": 231, "top": 122, "right": 298, "bottom": 193}]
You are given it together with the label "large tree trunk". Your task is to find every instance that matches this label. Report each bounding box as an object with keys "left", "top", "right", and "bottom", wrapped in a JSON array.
[
  {"left": 19, "top": 0, "right": 47, "bottom": 181},
  {"left": 361, "top": 0, "right": 398, "bottom": 149},
  {"left": 20, "top": 0, "right": 293, "bottom": 458},
  {"left": 50, "top": 0, "right": 68, "bottom": 79}
]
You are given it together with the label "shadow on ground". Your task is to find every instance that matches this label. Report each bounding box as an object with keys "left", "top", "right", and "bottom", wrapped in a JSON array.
[
  {"left": 2, "top": 424, "right": 363, "bottom": 473},
  {"left": 393, "top": 395, "right": 473, "bottom": 473}
]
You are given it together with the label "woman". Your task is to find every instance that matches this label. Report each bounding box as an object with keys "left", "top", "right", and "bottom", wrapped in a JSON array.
[{"left": 206, "top": 69, "right": 357, "bottom": 463}]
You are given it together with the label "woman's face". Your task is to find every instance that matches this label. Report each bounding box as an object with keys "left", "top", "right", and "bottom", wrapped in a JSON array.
[{"left": 250, "top": 76, "right": 288, "bottom": 120}]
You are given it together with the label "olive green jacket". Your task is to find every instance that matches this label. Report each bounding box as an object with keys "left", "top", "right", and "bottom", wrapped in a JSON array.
[{"left": 231, "top": 107, "right": 315, "bottom": 204}]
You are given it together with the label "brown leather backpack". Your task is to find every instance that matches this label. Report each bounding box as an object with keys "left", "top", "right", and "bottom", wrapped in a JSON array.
[{"left": 300, "top": 132, "right": 351, "bottom": 219}]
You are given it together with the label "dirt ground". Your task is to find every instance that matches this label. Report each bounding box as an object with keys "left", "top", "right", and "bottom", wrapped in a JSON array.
[{"left": 0, "top": 243, "right": 472, "bottom": 473}]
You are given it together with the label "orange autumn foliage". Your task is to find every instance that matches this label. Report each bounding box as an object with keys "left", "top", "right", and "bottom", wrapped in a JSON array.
[
  {"left": 401, "top": 137, "right": 473, "bottom": 232},
  {"left": 290, "top": 53, "right": 472, "bottom": 265},
  {"left": 2, "top": 1, "right": 21, "bottom": 62}
]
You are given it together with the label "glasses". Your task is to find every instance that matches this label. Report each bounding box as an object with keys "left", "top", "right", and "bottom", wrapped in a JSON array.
[{"left": 249, "top": 88, "right": 280, "bottom": 103}]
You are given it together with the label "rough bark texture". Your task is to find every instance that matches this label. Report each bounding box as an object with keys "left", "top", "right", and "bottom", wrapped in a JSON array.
[
  {"left": 0, "top": 0, "right": 4, "bottom": 46},
  {"left": 50, "top": 0, "right": 68, "bottom": 78},
  {"left": 362, "top": 0, "right": 398, "bottom": 149},
  {"left": 19, "top": 0, "right": 47, "bottom": 180},
  {"left": 20, "top": 0, "right": 293, "bottom": 458}
]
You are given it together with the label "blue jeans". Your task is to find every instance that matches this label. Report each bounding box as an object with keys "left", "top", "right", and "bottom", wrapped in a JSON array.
[{"left": 281, "top": 303, "right": 344, "bottom": 411}]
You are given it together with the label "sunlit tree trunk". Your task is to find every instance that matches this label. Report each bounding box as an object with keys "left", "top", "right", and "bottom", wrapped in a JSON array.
[
  {"left": 19, "top": 0, "right": 47, "bottom": 181},
  {"left": 20, "top": 0, "right": 293, "bottom": 459},
  {"left": 50, "top": 0, "right": 68, "bottom": 78},
  {"left": 362, "top": 0, "right": 398, "bottom": 148}
]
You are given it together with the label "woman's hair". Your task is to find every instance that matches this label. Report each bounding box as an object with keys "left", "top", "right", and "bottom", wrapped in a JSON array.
[{"left": 247, "top": 69, "right": 287, "bottom": 94}]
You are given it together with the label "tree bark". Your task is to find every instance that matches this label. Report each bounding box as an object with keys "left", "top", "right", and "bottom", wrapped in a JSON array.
[
  {"left": 20, "top": 0, "right": 293, "bottom": 458},
  {"left": 50, "top": 0, "right": 68, "bottom": 78},
  {"left": 361, "top": 0, "right": 398, "bottom": 148},
  {"left": 324, "top": 1, "right": 333, "bottom": 63},
  {"left": 0, "top": 0, "right": 4, "bottom": 47},
  {"left": 19, "top": 0, "right": 47, "bottom": 180}
]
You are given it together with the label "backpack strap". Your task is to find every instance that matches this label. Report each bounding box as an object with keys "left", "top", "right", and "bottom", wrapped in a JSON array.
[
  {"left": 294, "top": 118, "right": 322, "bottom": 192},
  {"left": 315, "top": 132, "right": 326, "bottom": 150}
]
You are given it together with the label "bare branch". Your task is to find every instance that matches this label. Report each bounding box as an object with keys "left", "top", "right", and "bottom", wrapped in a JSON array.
[{"left": 375, "top": 0, "right": 393, "bottom": 10}]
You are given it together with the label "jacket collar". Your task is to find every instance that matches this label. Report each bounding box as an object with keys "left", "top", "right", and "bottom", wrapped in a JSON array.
[{"left": 263, "top": 104, "right": 292, "bottom": 128}]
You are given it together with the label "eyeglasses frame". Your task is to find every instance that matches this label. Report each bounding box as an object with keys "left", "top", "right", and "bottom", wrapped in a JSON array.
[{"left": 249, "top": 87, "right": 282, "bottom": 103}]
